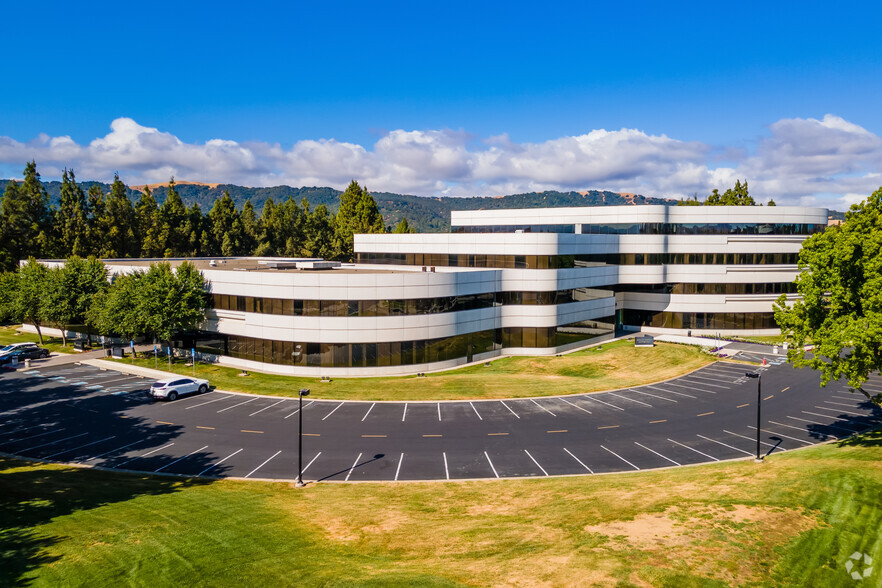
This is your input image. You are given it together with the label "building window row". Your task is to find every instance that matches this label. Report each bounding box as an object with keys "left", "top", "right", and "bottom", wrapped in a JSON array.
[
  {"left": 452, "top": 222, "right": 826, "bottom": 235},
  {"left": 211, "top": 288, "right": 613, "bottom": 317},
  {"left": 612, "top": 282, "right": 798, "bottom": 295},
  {"left": 357, "top": 252, "right": 800, "bottom": 269},
  {"left": 183, "top": 317, "right": 615, "bottom": 367},
  {"left": 622, "top": 310, "right": 778, "bottom": 330}
]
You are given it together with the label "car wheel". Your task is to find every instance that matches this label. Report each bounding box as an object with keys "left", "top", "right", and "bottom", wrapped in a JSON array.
[
  {"left": 198, "top": 384, "right": 208, "bottom": 394},
  {"left": 167, "top": 391, "right": 178, "bottom": 401},
  {"left": 42, "top": 351, "right": 49, "bottom": 358}
]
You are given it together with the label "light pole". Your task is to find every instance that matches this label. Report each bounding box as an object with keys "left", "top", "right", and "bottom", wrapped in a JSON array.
[
  {"left": 746, "top": 372, "right": 762, "bottom": 462},
  {"left": 296, "top": 388, "right": 310, "bottom": 487}
]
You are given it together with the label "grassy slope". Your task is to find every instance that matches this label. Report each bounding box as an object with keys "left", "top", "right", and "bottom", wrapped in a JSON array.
[
  {"left": 2, "top": 433, "right": 881, "bottom": 586},
  {"left": 0, "top": 325, "right": 76, "bottom": 355},
  {"left": 113, "top": 340, "right": 714, "bottom": 401}
]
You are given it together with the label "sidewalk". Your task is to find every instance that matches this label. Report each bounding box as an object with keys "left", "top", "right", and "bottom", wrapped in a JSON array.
[{"left": 9, "top": 344, "right": 156, "bottom": 371}]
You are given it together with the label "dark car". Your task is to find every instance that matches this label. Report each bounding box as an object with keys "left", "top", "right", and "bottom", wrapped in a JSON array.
[{"left": 0, "top": 346, "right": 50, "bottom": 366}]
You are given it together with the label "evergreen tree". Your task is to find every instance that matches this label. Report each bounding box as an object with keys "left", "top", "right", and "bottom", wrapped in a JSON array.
[
  {"left": 183, "top": 202, "right": 204, "bottom": 256},
  {"left": 393, "top": 217, "right": 415, "bottom": 233},
  {"left": 135, "top": 186, "right": 163, "bottom": 257},
  {"left": 0, "top": 271, "right": 18, "bottom": 323},
  {"left": 158, "top": 178, "right": 189, "bottom": 256},
  {"left": 240, "top": 199, "right": 259, "bottom": 255},
  {"left": 56, "top": 169, "right": 89, "bottom": 257},
  {"left": 101, "top": 174, "right": 137, "bottom": 257},
  {"left": 86, "top": 184, "right": 106, "bottom": 255},
  {"left": 0, "top": 162, "right": 53, "bottom": 269},
  {"left": 208, "top": 190, "right": 242, "bottom": 255},
  {"left": 334, "top": 180, "right": 384, "bottom": 261},
  {"left": 303, "top": 202, "right": 338, "bottom": 259}
]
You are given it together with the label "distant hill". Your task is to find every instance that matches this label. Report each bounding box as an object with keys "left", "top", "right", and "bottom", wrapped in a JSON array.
[{"left": 0, "top": 179, "right": 844, "bottom": 232}]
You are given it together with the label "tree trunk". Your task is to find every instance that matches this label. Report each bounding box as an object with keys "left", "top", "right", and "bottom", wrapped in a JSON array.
[
  {"left": 34, "top": 322, "right": 44, "bottom": 345},
  {"left": 60, "top": 325, "right": 67, "bottom": 347},
  {"left": 857, "top": 387, "right": 881, "bottom": 408}
]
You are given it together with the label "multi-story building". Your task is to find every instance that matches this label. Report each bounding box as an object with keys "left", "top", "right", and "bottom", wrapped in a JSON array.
[{"left": 90, "top": 204, "right": 827, "bottom": 376}]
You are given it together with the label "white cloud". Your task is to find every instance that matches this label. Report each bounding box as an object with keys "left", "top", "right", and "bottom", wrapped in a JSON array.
[{"left": 1, "top": 114, "right": 881, "bottom": 208}]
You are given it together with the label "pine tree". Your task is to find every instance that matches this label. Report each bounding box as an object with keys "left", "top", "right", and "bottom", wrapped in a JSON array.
[
  {"left": 393, "top": 217, "right": 414, "bottom": 233},
  {"left": 240, "top": 199, "right": 259, "bottom": 255},
  {"left": 56, "top": 169, "right": 89, "bottom": 257},
  {"left": 101, "top": 174, "right": 137, "bottom": 257},
  {"left": 207, "top": 190, "right": 241, "bottom": 255},
  {"left": 158, "top": 178, "right": 189, "bottom": 256},
  {"left": 86, "top": 184, "right": 106, "bottom": 255},
  {"left": 334, "top": 180, "right": 384, "bottom": 261},
  {"left": 135, "top": 186, "right": 162, "bottom": 257},
  {"left": 0, "top": 162, "right": 54, "bottom": 268}
]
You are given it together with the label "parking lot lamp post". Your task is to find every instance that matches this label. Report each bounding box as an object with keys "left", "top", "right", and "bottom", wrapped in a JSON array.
[
  {"left": 746, "top": 372, "right": 762, "bottom": 462},
  {"left": 297, "top": 389, "right": 310, "bottom": 487}
]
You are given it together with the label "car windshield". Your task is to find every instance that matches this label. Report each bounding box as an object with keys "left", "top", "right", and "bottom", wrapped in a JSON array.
[{"left": 0, "top": 345, "right": 16, "bottom": 352}]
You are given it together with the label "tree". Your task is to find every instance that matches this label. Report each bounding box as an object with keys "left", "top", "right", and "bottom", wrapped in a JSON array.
[
  {"left": 393, "top": 217, "right": 415, "bottom": 233},
  {"left": 135, "top": 186, "right": 162, "bottom": 257},
  {"left": 41, "top": 265, "right": 76, "bottom": 346},
  {"left": 56, "top": 169, "right": 90, "bottom": 257},
  {"left": 158, "top": 179, "right": 189, "bottom": 257},
  {"left": 677, "top": 180, "right": 756, "bottom": 207},
  {"left": 208, "top": 190, "right": 242, "bottom": 255},
  {"left": 334, "top": 180, "right": 384, "bottom": 261},
  {"left": 0, "top": 272, "right": 19, "bottom": 323},
  {"left": 0, "top": 162, "right": 54, "bottom": 269},
  {"left": 240, "top": 200, "right": 259, "bottom": 255},
  {"left": 138, "top": 262, "right": 208, "bottom": 346},
  {"left": 14, "top": 259, "right": 49, "bottom": 344},
  {"left": 87, "top": 271, "right": 147, "bottom": 342},
  {"left": 100, "top": 174, "right": 137, "bottom": 257},
  {"left": 774, "top": 186, "right": 882, "bottom": 406}
]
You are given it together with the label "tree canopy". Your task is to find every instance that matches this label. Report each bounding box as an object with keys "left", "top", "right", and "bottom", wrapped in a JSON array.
[
  {"left": 678, "top": 180, "right": 758, "bottom": 206},
  {"left": 774, "top": 186, "right": 882, "bottom": 405}
]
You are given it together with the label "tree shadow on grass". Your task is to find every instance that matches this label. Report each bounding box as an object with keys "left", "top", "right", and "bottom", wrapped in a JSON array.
[{"left": 0, "top": 369, "right": 230, "bottom": 586}]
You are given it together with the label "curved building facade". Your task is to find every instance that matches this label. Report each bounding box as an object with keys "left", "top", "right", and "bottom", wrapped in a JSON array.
[{"left": 91, "top": 204, "right": 825, "bottom": 376}]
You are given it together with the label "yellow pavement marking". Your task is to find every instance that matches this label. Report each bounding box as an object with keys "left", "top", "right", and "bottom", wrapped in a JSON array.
[
  {"left": 241, "top": 430, "right": 264, "bottom": 434},
  {"left": 764, "top": 395, "right": 774, "bottom": 400},
  {"left": 650, "top": 419, "right": 666, "bottom": 424},
  {"left": 547, "top": 430, "right": 568, "bottom": 434},
  {"left": 422, "top": 434, "right": 442, "bottom": 437},
  {"left": 737, "top": 403, "right": 750, "bottom": 408},
  {"left": 598, "top": 425, "right": 620, "bottom": 430},
  {"left": 196, "top": 426, "right": 215, "bottom": 430},
  {"left": 781, "top": 387, "right": 790, "bottom": 392},
  {"left": 156, "top": 421, "right": 174, "bottom": 425},
  {"left": 362, "top": 434, "right": 387, "bottom": 438},
  {"left": 488, "top": 432, "right": 509, "bottom": 436},
  {"left": 303, "top": 433, "right": 320, "bottom": 437},
  {"left": 697, "top": 412, "right": 714, "bottom": 417}
]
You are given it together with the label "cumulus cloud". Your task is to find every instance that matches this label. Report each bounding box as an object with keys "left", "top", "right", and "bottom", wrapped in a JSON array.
[{"left": 1, "top": 114, "right": 881, "bottom": 207}]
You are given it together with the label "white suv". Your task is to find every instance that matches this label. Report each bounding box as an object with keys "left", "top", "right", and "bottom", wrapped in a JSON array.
[{"left": 149, "top": 377, "right": 210, "bottom": 401}]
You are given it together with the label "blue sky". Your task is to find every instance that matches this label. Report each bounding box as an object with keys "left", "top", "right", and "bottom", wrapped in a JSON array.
[{"left": 1, "top": 1, "right": 881, "bottom": 207}]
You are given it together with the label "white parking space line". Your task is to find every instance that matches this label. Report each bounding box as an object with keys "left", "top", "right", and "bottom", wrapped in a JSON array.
[
  {"left": 814, "top": 405, "right": 872, "bottom": 417},
  {"left": 831, "top": 396, "right": 862, "bottom": 402},
  {"left": 361, "top": 403, "right": 375, "bottom": 422},
  {"left": 116, "top": 443, "right": 175, "bottom": 468},
  {"left": 630, "top": 389, "right": 677, "bottom": 403},
  {"left": 524, "top": 449, "right": 548, "bottom": 476},
  {"left": 0, "top": 424, "right": 50, "bottom": 438},
  {"left": 394, "top": 453, "right": 404, "bottom": 481},
  {"left": 563, "top": 448, "right": 593, "bottom": 473},
  {"left": 84, "top": 439, "right": 143, "bottom": 462},
  {"left": 437, "top": 402, "right": 442, "bottom": 422},
  {"left": 634, "top": 442, "right": 680, "bottom": 465},
  {"left": 402, "top": 403, "right": 408, "bottom": 422},
  {"left": 746, "top": 425, "right": 813, "bottom": 445},
  {"left": 800, "top": 412, "right": 864, "bottom": 431},
  {"left": 530, "top": 398, "right": 557, "bottom": 416},
  {"left": 303, "top": 451, "right": 321, "bottom": 474},
  {"left": 581, "top": 396, "right": 624, "bottom": 411},
  {"left": 344, "top": 452, "right": 363, "bottom": 481},
  {"left": 646, "top": 385, "right": 696, "bottom": 399},
  {"left": 664, "top": 382, "right": 716, "bottom": 394},
  {"left": 770, "top": 419, "right": 839, "bottom": 440},
  {"left": 199, "top": 448, "right": 244, "bottom": 476},
  {"left": 246, "top": 450, "right": 282, "bottom": 478},
  {"left": 249, "top": 399, "right": 286, "bottom": 417},
  {"left": 600, "top": 445, "right": 640, "bottom": 470},
  {"left": 19, "top": 432, "right": 87, "bottom": 453},
  {"left": 483, "top": 451, "right": 500, "bottom": 478},
  {"left": 607, "top": 392, "right": 652, "bottom": 407},
  {"left": 667, "top": 438, "right": 719, "bottom": 461},
  {"left": 321, "top": 403, "right": 344, "bottom": 421},
  {"left": 680, "top": 377, "right": 729, "bottom": 389},
  {"left": 284, "top": 400, "right": 315, "bottom": 419},
  {"left": 442, "top": 452, "right": 450, "bottom": 480},
  {"left": 185, "top": 394, "right": 232, "bottom": 410},
  {"left": 558, "top": 397, "right": 592, "bottom": 414},
  {"left": 696, "top": 434, "right": 752, "bottom": 456},
  {"left": 469, "top": 402, "right": 483, "bottom": 420},
  {"left": 500, "top": 400, "right": 520, "bottom": 418},
  {"left": 723, "top": 430, "right": 787, "bottom": 452},
  {"left": 45, "top": 435, "right": 116, "bottom": 459},
  {"left": 155, "top": 445, "right": 209, "bottom": 472},
  {"left": 217, "top": 398, "right": 257, "bottom": 413}
]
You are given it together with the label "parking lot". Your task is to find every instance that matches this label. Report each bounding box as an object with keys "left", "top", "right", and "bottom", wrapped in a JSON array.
[{"left": 1, "top": 359, "right": 880, "bottom": 482}]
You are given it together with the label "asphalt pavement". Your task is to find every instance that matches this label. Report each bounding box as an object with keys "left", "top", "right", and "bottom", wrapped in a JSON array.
[{"left": 1, "top": 358, "right": 880, "bottom": 483}]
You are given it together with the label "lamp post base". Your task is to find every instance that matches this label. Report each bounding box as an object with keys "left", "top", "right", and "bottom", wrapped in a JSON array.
[
  {"left": 295, "top": 480, "right": 307, "bottom": 488},
  {"left": 754, "top": 458, "right": 764, "bottom": 463}
]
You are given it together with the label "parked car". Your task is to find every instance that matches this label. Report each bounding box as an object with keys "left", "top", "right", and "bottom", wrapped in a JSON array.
[
  {"left": 0, "top": 345, "right": 50, "bottom": 365},
  {"left": 148, "top": 377, "right": 210, "bottom": 401},
  {"left": 0, "top": 342, "right": 40, "bottom": 357}
]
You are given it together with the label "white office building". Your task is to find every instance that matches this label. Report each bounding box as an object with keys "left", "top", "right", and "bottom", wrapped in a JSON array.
[{"left": 91, "top": 204, "right": 826, "bottom": 376}]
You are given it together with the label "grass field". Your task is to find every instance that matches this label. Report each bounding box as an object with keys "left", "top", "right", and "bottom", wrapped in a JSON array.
[
  {"left": 0, "top": 325, "right": 76, "bottom": 355},
  {"left": 3, "top": 432, "right": 880, "bottom": 586},
  {"left": 110, "top": 339, "right": 714, "bottom": 401}
]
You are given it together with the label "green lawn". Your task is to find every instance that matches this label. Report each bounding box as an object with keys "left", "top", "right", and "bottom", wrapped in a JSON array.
[
  {"left": 3, "top": 432, "right": 881, "bottom": 586},
  {"left": 0, "top": 325, "right": 77, "bottom": 355},
  {"left": 111, "top": 339, "right": 714, "bottom": 401}
]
